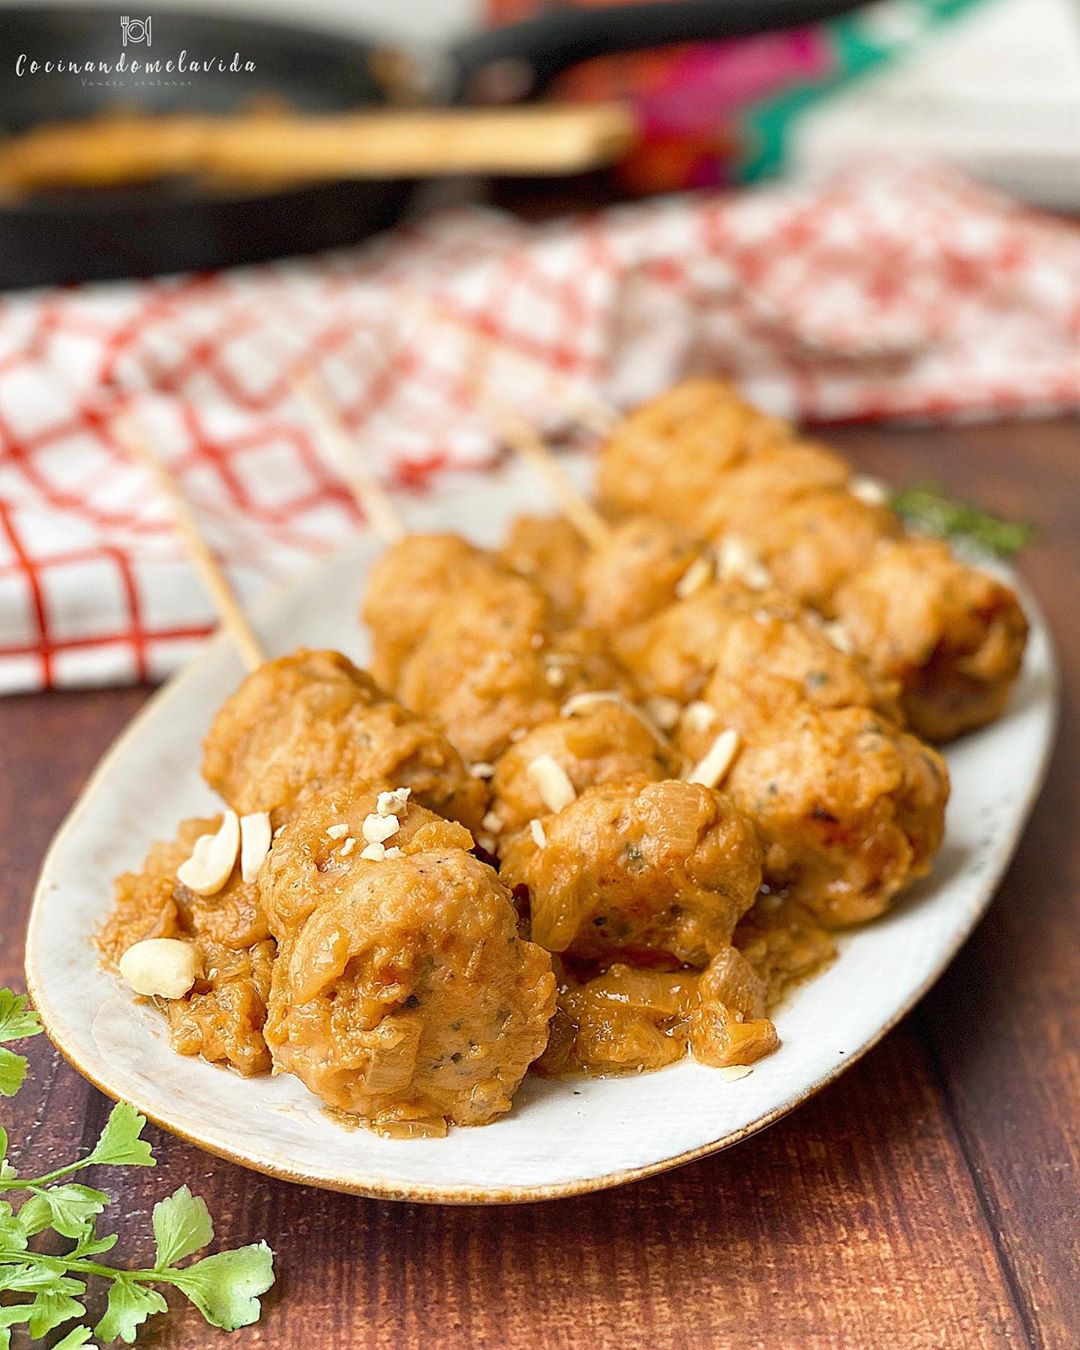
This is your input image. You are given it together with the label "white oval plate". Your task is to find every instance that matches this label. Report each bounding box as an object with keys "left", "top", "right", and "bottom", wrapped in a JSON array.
[{"left": 26, "top": 460, "right": 1057, "bottom": 1204}]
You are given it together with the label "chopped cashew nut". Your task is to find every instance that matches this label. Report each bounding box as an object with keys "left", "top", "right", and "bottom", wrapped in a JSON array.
[
  {"left": 376, "top": 787, "right": 411, "bottom": 817},
  {"left": 527, "top": 754, "right": 577, "bottom": 813},
  {"left": 326, "top": 822, "right": 349, "bottom": 839},
  {"left": 482, "top": 810, "right": 504, "bottom": 835},
  {"left": 645, "top": 696, "right": 681, "bottom": 731},
  {"left": 384, "top": 846, "right": 403, "bottom": 859},
  {"left": 561, "top": 690, "right": 621, "bottom": 717},
  {"left": 470, "top": 762, "right": 495, "bottom": 779},
  {"left": 683, "top": 701, "right": 718, "bottom": 734},
  {"left": 675, "top": 554, "right": 714, "bottom": 599},
  {"left": 239, "top": 811, "right": 272, "bottom": 884},
  {"left": 360, "top": 841, "right": 387, "bottom": 861},
  {"left": 362, "top": 813, "right": 400, "bottom": 846},
  {"left": 339, "top": 836, "right": 357, "bottom": 858},
  {"left": 119, "top": 938, "right": 201, "bottom": 999},
  {"left": 687, "top": 729, "right": 741, "bottom": 789},
  {"left": 822, "top": 621, "right": 852, "bottom": 653},
  {"left": 717, "top": 1064, "right": 753, "bottom": 1081},
  {"left": 176, "top": 811, "right": 240, "bottom": 897},
  {"left": 849, "top": 474, "right": 888, "bottom": 506},
  {"left": 718, "top": 536, "right": 771, "bottom": 591},
  {"left": 530, "top": 819, "right": 548, "bottom": 849}
]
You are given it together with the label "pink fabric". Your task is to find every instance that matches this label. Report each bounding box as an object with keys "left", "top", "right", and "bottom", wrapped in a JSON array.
[{"left": 1, "top": 159, "right": 1077, "bottom": 694}]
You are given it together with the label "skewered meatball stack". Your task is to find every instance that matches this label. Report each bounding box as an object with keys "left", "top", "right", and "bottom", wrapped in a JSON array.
[
  {"left": 597, "top": 380, "right": 1028, "bottom": 742},
  {"left": 363, "top": 534, "right": 635, "bottom": 764},
  {"left": 502, "top": 513, "right": 949, "bottom": 928},
  {"left": 363, "top": 534, "right": 787, "bottom": 1073}
]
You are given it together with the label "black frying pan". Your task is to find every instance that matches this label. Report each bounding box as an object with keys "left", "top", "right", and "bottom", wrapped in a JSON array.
[{"left": 0, "top": 1, "right": 869, "bottom": 289}]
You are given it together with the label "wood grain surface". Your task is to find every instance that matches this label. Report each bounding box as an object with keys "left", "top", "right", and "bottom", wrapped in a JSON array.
[{"left": 1, "top": 417, "right": 1076, "bottom": 1349}]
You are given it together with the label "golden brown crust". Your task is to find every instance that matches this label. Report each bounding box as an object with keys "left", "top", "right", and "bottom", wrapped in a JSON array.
[
  {"left": 489, "top": 701, "right": 683, "bottom": 833},
  {"left": 834, "top": 537, "right": 1029, "bottom": 741},
  {"left": 500, "top": 514, "right": 590, "bottom": 625},
  {"left": 201, "top": 649, "right": 487, "bottom": 832},
  {"left": 711, "top": 706, "right": 949, "bottom": 927},
  {"left": 499, "top": 779, "right": 762, "bottom": 965}
]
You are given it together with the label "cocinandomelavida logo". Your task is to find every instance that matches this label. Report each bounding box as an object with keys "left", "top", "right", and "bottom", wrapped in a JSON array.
[
  {"left": 120, "top": 16, "right": 152, "bottom": 47},
  {"left": 15, "top": 12, "right": 256, "bottom": 80}
]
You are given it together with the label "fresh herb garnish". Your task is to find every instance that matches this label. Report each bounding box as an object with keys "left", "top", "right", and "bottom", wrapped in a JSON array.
[
  {"left": 0, "top": 989, "right": 274, "bottom": 1345},
  {"left": 891, "top": 482, "right": 1035, "bottom": 558}
]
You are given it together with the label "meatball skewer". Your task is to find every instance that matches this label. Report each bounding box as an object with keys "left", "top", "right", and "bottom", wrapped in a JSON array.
[
  {"left": 486, "top": 416, "right": 949, "bottom": 932},
  {"left": 596, "top": 380, "right": 1028, "bottom": 742},
  {"left": 416, "top": 314, "right": 1026, "bottom": 741},
  {"left": 101, "top": 422, "right": 554, "bottom": 1136}
]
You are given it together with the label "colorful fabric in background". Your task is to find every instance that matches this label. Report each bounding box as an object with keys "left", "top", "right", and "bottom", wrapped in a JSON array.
[
  {"left": 1, "top": 159, "right": 1079, "bottom": 696},
  {"left": 486, "top": 0, "right": 991, "bottom": 191}
]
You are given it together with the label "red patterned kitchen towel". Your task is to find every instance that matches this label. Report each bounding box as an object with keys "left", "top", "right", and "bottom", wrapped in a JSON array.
[{"left": 1, "top": 158, "right": 1077, "bottom": 694}]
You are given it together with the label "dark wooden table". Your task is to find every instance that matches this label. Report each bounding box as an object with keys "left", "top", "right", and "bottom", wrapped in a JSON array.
[{"left": 1, "top": 417, "right": 1076, "bottom": 1348}]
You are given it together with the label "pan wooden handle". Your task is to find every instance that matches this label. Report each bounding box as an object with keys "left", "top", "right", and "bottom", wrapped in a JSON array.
[
  {"left": 0, "top": 103, "right": 638, "bottom": 193},
  {"left": 205, "top": 103, "right": 637, "bottom": 180}
]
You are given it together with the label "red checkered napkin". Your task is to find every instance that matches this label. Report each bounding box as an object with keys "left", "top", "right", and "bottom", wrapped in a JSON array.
[{"left": 1, "top": 158, "right": 1078, "bottom": 694}]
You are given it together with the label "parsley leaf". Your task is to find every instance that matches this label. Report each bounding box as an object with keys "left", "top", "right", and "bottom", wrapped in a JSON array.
[
  {"left": 892, "top": 482, "right": 1035, "bottom": 558},
  {"left": 52, "top": 1327, "right": 97, "bottom": 1349},
  {"left": 171, "top": 1243, "right": 275, "bottom": 1331},
  {"left": 0, "top": 989, "right": 275, "bottom": 1344},
  {"left": 94, "top": 1278, "right": 168, "bottom": 1345},
  {"left": 86, "top": 1102, "right": 156, "bottom": 1170},
  {"left": 27, "top": 1289, "right": 87, "bottom": 1338},
  {"left": 152, "top": 1185, "right": 213, "bottom": 1269},
  {"left": 0, "top": 991, "right": 44, "bottom": 1044},
  {"left": 0, "top": 1046, "right": 30, "bottom": 1099},
  {"left": 25, "top": 1185, "right": 109, "bottom": 1241}
]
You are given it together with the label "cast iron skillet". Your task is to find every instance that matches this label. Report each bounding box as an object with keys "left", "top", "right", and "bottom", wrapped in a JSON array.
[{"left": 0, "top": 1, "right": 868, "bottom": 288}]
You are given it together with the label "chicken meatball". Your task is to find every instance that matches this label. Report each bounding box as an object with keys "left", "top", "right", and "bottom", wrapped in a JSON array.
[
  {"left": 201, "top": 649, "right": 487, "bottom": 832},
  {"left": 684, "top": 705, "right": 950, "bottom": 927},
  {"left": 261, "top": 785, "right": 555, "bottom": 1136},
  {"left": 598, "top": 378, "right": 794, "bottom": 526},
  {"left": 362, "top": 534, "right": 511, "bottom": 687},
  {"left": 499, "top": 779, "right": 762, "bottom": 966},
  {"left": 579, "top": 517, "right": 704, "bottom": 630},
  {"left": 395, "top": 578, "right": 634, "bottom": 764},
  {"left": 98, "top": 816, "right": 274, "bottom": 1077},
  {"left": 500, "top": 514, "right": 590, "bottom": 623},
  {"left": 489, "top": 698, "right": 683, "bottom": 833},
  {"left": 834, "top": 536, "right": 1029, "bottom": 741},
  {"left": 617, "top": 583, "right": 900, "bottom": 722}
]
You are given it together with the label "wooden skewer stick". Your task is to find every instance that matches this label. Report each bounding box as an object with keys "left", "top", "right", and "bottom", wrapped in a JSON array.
[
  {"left": 446, "top": 312, "right": 612, "bottom": 550},
  {"left": 291, "top": 374, "right": 407, "bottom": 545},
  {"left": 482, "top": 395, "right": 611, "bottom": 550},
  {"left": 114, "top": 416, "right": 265, "bottom": 673}
]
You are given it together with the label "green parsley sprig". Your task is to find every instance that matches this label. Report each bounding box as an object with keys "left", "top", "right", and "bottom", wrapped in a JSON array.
[
  {"left": 0, "top": 989, "right": 274, "bottom": 1345},
  {"left": 891, "top": 482, "right": 1035, "bottom": 559}
]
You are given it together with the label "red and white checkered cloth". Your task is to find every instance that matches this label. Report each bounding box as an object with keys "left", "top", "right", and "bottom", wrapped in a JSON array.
[{"left": 1, "top": 158, "right": 1078, "bottom": 694}]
